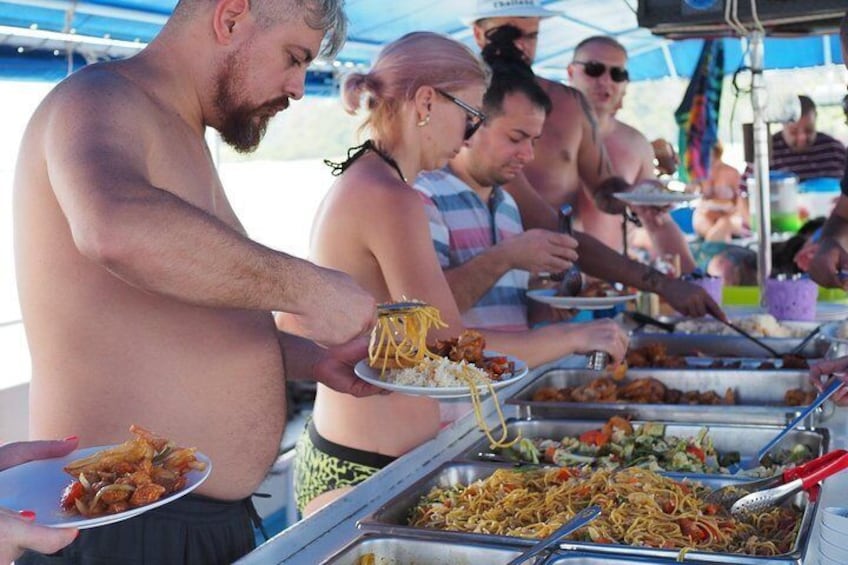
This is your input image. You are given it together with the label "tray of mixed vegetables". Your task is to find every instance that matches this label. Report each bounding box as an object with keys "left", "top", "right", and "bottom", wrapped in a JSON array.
[{"left": 462, "top": 418, "right": 827, "bottom": 477}]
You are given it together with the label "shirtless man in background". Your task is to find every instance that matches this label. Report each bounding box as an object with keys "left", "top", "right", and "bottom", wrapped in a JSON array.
[
  {"left": 467, "top": 1, "right": 723, "bottom": 318},
  {"left": 14, "top": 1, "right": 376, "bottom": 563},
  {"left": 568, "top": 36, "right": 695, "bottom": 272}
]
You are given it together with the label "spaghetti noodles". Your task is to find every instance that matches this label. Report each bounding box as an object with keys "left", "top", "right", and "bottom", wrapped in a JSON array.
[
  {"left": 369, "top": 301, "right": 446, "bottom": 373},
  {"left": 368, "top": 302, "right": 519, "bottom": 449},
  {"left": 409, "top": 467, "right": 800, "bottom": 557}
]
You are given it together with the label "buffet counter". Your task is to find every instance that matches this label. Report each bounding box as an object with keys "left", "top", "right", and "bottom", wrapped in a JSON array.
[{"left": 237, "top": 344, "right": 848, "bottom": 564}]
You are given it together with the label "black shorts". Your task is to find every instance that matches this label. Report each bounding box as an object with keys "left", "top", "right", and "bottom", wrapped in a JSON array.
[{"left": 17, "top": 494, "right": 257, "bottom": 565}]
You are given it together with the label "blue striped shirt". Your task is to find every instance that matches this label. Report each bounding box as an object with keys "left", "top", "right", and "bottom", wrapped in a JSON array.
[{"left": 414, "top": 167, "right": 529, "bottom": 331}]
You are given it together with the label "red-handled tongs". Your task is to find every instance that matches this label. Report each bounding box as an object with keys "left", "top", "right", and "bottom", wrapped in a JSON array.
[
  {"left": 728, "top": 449, "right": 848, "bottom": 516},
  {"left": 706, "top": 449, "right": 846, "bottom": 508}
]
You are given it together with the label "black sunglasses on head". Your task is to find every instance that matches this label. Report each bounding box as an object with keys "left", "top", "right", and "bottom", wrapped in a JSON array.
[
  {"left": 573, "top": 60, "right": 629, "bottom": 83},
  {"left": 435, "top": 88, "right": 487, "bottom": 140}
]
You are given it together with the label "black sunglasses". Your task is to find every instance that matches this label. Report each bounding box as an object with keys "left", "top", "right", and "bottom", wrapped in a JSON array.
[
  {"left": 435, "top": 88, "right": 487, "bottom": 140},
  {"left": 573, "top": 60, "right": 629, "bottom": 83}
]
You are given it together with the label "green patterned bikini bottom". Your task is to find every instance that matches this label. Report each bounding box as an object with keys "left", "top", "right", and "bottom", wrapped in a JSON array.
[{"left": 293, "top": 418, "right": 396, "bottom": 514}]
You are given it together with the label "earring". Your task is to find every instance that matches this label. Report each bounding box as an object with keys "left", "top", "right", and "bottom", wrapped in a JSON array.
[{"left": 416, "top": 114, "right": 430, "bottom": 127}]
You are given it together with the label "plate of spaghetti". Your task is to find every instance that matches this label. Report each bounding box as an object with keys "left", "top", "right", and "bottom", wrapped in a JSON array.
[
  {"left": 0, "top": 425, "right": 210, "bottom": 529},
  {"left": 365, "top": 301, "right": 526, "bottom": 449}
]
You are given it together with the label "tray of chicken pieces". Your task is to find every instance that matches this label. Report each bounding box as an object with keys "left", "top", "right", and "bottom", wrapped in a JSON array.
[
  {"left": 624, "top": 342, "right": 817, "bottom": 371},
  {"left": 507, "top": 367, "right": 823, "bottom": 425}
]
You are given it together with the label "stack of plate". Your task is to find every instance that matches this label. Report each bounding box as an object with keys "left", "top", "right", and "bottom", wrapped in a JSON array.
[{"left": 818, "top": 507, "right": 848, "bottom": 564}]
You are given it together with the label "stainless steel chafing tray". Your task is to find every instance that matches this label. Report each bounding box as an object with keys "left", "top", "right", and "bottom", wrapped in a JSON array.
[
  {"left": 628, "top": 332, "right": 830, "bottom": 359},
  {"left": 357, "top": 462, "right": 816, "bottom": 565},
  {"left": 325, "top": 534, "right": 718, "bottom": 564},
  {"left": 507, "top": 368, "right": 820, "bottom": 424},
  {"left": 324, "top": 534, "right": 523, "bottom": 564},
  {"left": 460, "top": 419, "right": 829, "bottom": 470}
]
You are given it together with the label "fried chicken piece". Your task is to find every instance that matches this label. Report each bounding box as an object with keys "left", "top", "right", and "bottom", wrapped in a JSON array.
[
  {"left": 532, "top": 387, "right": 571, "bottom": 402},
  {"left": 571, "top": 377, "right": 620, "bottom": 402},
  {"left": 784, "top": 388, "right": 816, "bottom": 406},
  {"left": 698, "top": 390, "right": 723, "bottom": 405},
  {"left": 618, "top": 378, "right": 666, "bottom": 403},
  {"left": 781, "top": 355, "right": 809, "bottom": 370},
  {"left": 664, "top": 388, "right": 683, "bottom": 404}
]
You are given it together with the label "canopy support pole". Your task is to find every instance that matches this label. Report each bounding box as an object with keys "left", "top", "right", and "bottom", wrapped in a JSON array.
[{"left": 750, "top": 30, "right": 771, "bottom": 305}]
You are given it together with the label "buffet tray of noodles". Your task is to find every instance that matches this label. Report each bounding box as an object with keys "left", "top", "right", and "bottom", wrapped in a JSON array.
[
  {"left": 508, "top": 368, "right": 823, "bottom": 425},
  {"left": 325, "top": 534, "right": 722, "bottom": 564},
  {"left": 460, "top": 419, "right": 828, "bottom": 477},
  {"left": 357, "top": 462, "right": 816, "bottom": 564}
]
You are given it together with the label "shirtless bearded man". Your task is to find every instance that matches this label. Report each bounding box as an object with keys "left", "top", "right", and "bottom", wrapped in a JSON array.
[{"left": 14, "top": 1, "right": 376, "bottom": 563}]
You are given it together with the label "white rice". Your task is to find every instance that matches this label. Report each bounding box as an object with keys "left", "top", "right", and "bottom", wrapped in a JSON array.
[
  {"left": 674, "top": 314, "right": 805, "bottom": 338},
  {"left": 388, "top": 357, "right": 491, "bottom": 388}
]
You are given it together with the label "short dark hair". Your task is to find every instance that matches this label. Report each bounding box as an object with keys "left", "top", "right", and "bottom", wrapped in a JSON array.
[
  {"left": 798, "top": 95, "right": 816, "bottom": 118},
  {"left": 480, "top": 25, "right": 552, "bottom": 118},
  {"left": 573, "top": 35, "right": 627, "bottom": 60}
]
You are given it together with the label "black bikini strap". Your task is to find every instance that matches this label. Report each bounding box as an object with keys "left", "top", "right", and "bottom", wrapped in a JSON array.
[
  {"left": 323, "top": 139, "right": 407, "bottom": 183},
  {"left": 323, "top": 140, "right": 374, "bottom": 177}
]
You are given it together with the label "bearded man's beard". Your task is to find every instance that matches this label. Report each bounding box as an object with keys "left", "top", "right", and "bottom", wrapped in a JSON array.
[{"left": 213, "top": 58, "right": 279, "bottom": 153}]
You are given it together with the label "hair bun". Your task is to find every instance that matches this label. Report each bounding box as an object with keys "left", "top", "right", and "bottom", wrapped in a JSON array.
[{"left": 481, "top": 25, "right": 532, "bottom": 72}]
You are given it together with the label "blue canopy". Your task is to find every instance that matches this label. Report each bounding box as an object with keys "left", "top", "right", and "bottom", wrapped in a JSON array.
[{"left": 0, "top": 0, "right": 842, "bottom": 86}]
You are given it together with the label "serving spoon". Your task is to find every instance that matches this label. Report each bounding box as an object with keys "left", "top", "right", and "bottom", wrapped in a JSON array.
[
  {"left": 712, "top": 316, "right": 781, "bottom": 357},
  {"left": 507, "top": 505, "right": 601, "bottom": 565}
]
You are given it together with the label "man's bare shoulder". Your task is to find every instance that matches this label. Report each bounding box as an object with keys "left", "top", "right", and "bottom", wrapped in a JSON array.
[
  {"left": 40, "top": 62, "right": 166, "bottom": 137},
  {"left": 537, "top": 77, "right": 584, "bottom": 108},
  {"left": 611, "top": 119, "right": 647, "bottom": 142},
  {"left": 48, "top": 63, "right": 145, "bottom": 109}
]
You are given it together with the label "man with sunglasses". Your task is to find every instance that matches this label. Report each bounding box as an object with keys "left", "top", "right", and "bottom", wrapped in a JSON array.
[
  {"left": 464, "top": 2, "right": 724, "bottom": 320},
  {"left": 567, "top": 36, "right": 696, "bottom": 273}
]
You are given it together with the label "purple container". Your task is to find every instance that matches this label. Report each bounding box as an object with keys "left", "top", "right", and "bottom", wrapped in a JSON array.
[
  {"left": 689, "top": 275, "right": 724, "bottom": 305},
  {"left": 765, "top": 277, "right": 818, "bottom": 321}
]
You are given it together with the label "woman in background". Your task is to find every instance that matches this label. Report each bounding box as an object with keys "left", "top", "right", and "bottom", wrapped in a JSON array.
[{"left": 693, "top": 142, "right": 749, "bottom": 242}]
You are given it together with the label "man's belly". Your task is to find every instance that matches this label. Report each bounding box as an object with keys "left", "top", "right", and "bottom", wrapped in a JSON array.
[{"left": 26, "top": 308, "right": 286, "bottom": 501}]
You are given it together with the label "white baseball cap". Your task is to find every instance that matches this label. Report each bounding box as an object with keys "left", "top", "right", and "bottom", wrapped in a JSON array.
[{"left": 462, "top": 0, "right": 562, "bottom": 25}]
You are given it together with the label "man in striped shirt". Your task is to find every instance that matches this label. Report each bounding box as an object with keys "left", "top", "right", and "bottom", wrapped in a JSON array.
[
  {"left": 770, "top": 95, "right": 846, "bottom": 182},
  {"left": 413, "top": 34, "right": 629, "bottom": 361}
]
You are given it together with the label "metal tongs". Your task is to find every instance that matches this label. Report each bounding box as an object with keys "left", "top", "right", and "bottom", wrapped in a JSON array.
[
  {"left": 550, "top": 205, "right": 582, "bottom": 297},
  {"left": 726, "top": 377, "right": 844, "bottom": 473},
  {"left": 625, "top": 311, "right": 676, "bottom": 333},
  {"left": 727, "top": 449, "right": 848, "bottom": 517},
  {"left": 788, "top": 325, "right": 822, "bottom": 356},
  {"left": 377, "top": 300, "right": 428, "bottom": 316},
  {"left": 506, "top": 505, "right": 601, "bottom": 565},
  {"left": 707, "top": 449, "right": 848, "bottom": 510}
]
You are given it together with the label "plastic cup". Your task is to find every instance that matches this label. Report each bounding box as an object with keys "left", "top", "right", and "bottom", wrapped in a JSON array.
[
  {"left": 689, "top": 275, "right": 723, "bottom": 305},
  {"left": 764, "top": 277, "right": 818, "bottom": 321}
]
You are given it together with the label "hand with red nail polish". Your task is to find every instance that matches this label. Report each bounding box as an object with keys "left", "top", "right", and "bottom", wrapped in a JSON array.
[{"left": 0, "top": 439, "right": 80, "bottom": 562}]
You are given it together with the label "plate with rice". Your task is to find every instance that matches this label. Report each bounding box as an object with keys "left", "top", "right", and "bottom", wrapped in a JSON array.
[
  {"left": 354, "top": 353, "right": 529, "bottom": 399},
  {"left": 613, "top": 184, "right": 698, "bottom": 206}
]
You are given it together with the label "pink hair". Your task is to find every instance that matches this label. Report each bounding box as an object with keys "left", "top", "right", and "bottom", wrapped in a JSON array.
[{"left": 341, "top": 32, "right": 488, "bottom": 144}]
